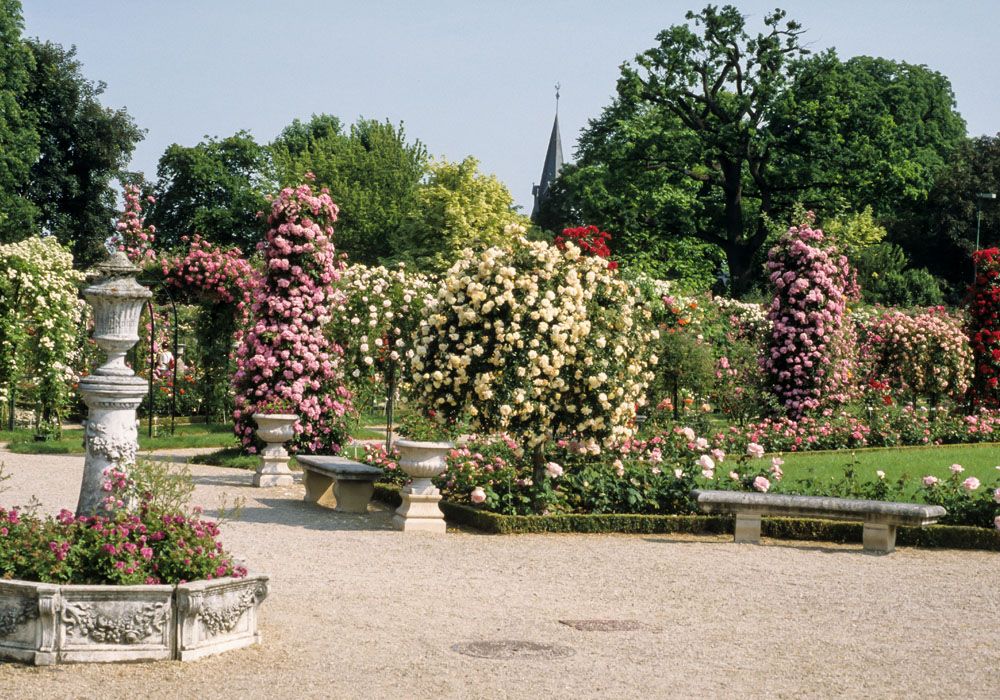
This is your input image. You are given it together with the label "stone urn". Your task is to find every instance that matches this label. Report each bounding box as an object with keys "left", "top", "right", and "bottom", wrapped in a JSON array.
[
  {"left": 392, "top": 439, "right": 453, "bottom": 533},
  {"left": 253, "top": 413, "right": 298, "bottom": 487}
]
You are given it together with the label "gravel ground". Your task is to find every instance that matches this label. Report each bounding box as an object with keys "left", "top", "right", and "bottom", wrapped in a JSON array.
[{"left": 1, "top": 450, "right": 998, "bottom": 699}]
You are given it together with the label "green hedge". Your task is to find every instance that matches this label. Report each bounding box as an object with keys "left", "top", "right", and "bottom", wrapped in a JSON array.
[{"left": 371, "top": 483, "right": 1000, "bottom": 550}]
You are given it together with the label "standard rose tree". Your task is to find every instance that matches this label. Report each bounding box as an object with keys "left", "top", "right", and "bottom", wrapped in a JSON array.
[{"left": 410, "top": 236, "right": 656, "bottom": 506}]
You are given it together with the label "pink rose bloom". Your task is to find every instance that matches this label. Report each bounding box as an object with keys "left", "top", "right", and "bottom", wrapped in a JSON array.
[
  {"left": 994, "top": 487, "right": 1000, "bottom": 505},
  {"left": 922, "top": 475, "right": 939, "bottom": 487},
  {"left": 753, "top": 476, "right": 771, "bottom": 493},
  {"left": 545, "top": 462, "right": 563, "bottom": 478},
  {"left": 681, "top": 427, "right": 696, "bottom": 441},
  {"left": 697, "top": 455, "right": 715, "bottom": 472},
  {"left": 995, "top": 515, "right": 1000, "bottom": 532},
  {"left": 962, "top": 477, "right": 980, "bottom": 492},
  {"left": 747, "top": 443, "right": 765, "bottom": 459},
  {"left": 950, "top": 464, "right": 964, "bottom": 474},
  {"left": 711, "top": 448, "right": 726, "bottom": 463},
  {"left": 728, "top": 471, "right": 739, "bottom": 481},
  {"left": 470, "top": 487, "right": 486, "bottom": 504},
  {"left": 771, "top": 457, "right": 784, "bottom": 469}
]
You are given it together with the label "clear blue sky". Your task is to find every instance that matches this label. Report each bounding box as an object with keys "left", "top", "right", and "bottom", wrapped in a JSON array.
[{"left": 21, "top": 1, "right": 1000, "bottom": 213}]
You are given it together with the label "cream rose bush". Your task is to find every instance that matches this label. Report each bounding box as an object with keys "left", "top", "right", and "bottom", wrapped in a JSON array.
[{"left": 410, "top": 237, "right": 657, "bottom": 493}]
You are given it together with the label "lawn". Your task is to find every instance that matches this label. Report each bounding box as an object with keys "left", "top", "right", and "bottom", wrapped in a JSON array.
[
  {"left": 777, "top": 442, "right": 1000, "bottom": 488},
  {"left": 1, "top": 422, "right": 238, "bottom": 454}
]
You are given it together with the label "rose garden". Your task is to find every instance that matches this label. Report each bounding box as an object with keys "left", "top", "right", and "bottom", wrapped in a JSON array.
[{"left": 2, "top": 2, "right": 1000, "bottom": 696}]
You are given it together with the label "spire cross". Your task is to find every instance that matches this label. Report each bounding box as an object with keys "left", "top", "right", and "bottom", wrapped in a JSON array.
[{"left": 555, "top": 82, "right": 561, "bottom": 114}]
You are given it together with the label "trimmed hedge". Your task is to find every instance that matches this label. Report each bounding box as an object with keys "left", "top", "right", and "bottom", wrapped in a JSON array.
[{"left": 371, "top": 483, "right": 1000, "bottom": 550}]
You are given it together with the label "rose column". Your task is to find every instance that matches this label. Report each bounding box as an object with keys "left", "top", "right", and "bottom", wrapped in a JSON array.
[{"left": 75, "top": 252, "right": 152, "bottom": 515}]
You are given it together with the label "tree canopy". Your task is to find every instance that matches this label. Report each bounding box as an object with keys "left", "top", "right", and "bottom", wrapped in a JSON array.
[
  {"left": 23, "top": 40, "right": 144, "bottom": 265},
  {"left": 544, "top": 5, "right": 965, "bottom": 296},
  {"left": 271, "top": 115, "right": 428, "bottom": 264},
  {"left": 146, "top": 131, "right": 274, "bottom": 251},
  {"left": 0, "top": 0, "right": 39, "bottom": 241}
]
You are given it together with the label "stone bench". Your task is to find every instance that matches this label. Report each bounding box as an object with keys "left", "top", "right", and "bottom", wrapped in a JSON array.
[
  {"left": 692, "top": 489, "right": 947, "bottom": 554},
  {"left": 296, "top": 455, "right": 383, "bottom": 513}
]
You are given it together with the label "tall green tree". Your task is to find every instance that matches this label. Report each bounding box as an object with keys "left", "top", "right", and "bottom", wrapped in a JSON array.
[
  {"left": 271, "top": 115, "right": 428, "bottom": 264},
  {"left": 547, "top": 5, "right": 965, "bottom": 295},
  {"left": 0, "top": 0, "right": 38, "bottom": 240},
  {"left": 391, "top": 156, "right": 530, "bottom": 270},
  {"left": 23, "top": 40, "right": 144, "bottom": 266},
  {"left": 147, "top": 131, "right": 274, "bottom": 250}
]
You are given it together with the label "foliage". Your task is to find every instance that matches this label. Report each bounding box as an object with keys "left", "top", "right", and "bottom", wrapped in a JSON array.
[
  {"left": 22, "top": 39, "right": 143, "bottom": 266},
  {"left": 855, "top": 243, "right": 944, "bottom": 306},
  {"left": 232, "top": 181, "right": 353, "bottom": 453},
  {"left": 969, "top": 247, "right": 1000, "bottom": 406},
  {"left": 0, "top": 0, "right": 38, "bottom": 241},
  {"left": 0, "top": 461, "right": 246, "bottom": 585},
  {"left": 0, "top": 236, "right": 85, "bottom": 432},
  {"left": 271, "top": 115, "right": 428, "bottom": 265},
  {"left": 147, "top": 131, "right": 274, "bottom": 250},
  {"left": 549, "top": 6, "right": 964, "bottom": 295},
  {"left": 411, "top": 238, "right": 656, "bottom": 467},
  {"left": 823, "top": 207, "right": 886, "bottom": 262},
  {"left": 860, "top": 307, "right": 971, "bottom": 405},
  {"left": 391, "top": 157, "right": 530, "bottom": 270},
  {"left": 764, "top": 222, "right": 856, "bottom": 416}
]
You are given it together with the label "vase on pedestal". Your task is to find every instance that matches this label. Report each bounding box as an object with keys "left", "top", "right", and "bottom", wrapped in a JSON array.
[
  {"left": 392, "top": 439, "right": 453, "bottom": 533},
  {"left": 253, "top": 413, "right": 298, "bottom": 487},
  {"left": 76, "top": 252, "right": 152, "bottom": 516}
]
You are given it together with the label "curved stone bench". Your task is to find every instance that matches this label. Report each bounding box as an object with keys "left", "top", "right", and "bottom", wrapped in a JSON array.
[
  {"left": 692, "top": 489, "right": 947, "bottom": 554},
  {"left": 297, "top": 455, "right": 383, "bottom": 513}
]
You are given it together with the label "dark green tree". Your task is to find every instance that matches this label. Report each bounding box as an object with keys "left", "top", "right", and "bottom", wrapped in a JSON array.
[
  {"left": 23, "top": 40, "right": 144, "bottom": 266},
  {"left": 547, "top": 5, "right": 965, "bottom": 295},
  {"left": 0, "top": 0, "right": 38, "bottom": 240},
  {"left": 271, "top": 115, "right": 428, "bottom": 264},
  {"left": 147, "top": 131, "right": 274, "bottom": 250}
]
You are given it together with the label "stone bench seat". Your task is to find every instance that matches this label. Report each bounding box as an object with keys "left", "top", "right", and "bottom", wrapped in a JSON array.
[
  {"left": 692, "top": 489, "right": 947, "bottom": 554},
  {"left": 297, "top": 455, "right": 384, "bottom": 513}
]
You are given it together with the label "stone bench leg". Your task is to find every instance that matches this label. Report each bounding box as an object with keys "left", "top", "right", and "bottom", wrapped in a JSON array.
[
  {"left": 862, "top": 522, "right": 896, "bottom": 554},
  {"left": 302, "top": 470, "right": 336, "bottom": 507},
  {"left": 733, "top": 512, "right": 762, "bottom": 544},
  {"left": 333, "top": 480, "right": 375, "bottom": 513}
]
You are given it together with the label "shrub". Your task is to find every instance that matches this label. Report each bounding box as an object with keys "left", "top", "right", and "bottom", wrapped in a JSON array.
[
  {"left": 969, "top": 247, "right": 1000, "bottom": 406},
  {"left": 763, "top": 221, "right": 856, "bottom": 417}
]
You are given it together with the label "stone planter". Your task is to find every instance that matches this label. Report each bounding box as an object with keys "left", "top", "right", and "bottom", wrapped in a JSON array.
[
  {"left": 392, "top": 439, "right": 453, "bottom": 533},
  {"left": 0, "top": 574, "right": 268, "bottom": 665},
  {"left": 253, "top": 413, "right": 298, "bottom": 487}
]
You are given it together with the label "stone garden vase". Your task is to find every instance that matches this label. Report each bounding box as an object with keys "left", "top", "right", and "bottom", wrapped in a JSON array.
[
  {"left": 0, "top": 574, "right": 268, "bottom": 665},
  {"left": 392, "top": 439, "right": 453, "bottom": 533},
  {"left": 253, "top": 413, "right": 298, "bottom": 487}
]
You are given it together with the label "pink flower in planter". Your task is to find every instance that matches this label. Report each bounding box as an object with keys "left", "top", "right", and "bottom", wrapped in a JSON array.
[
  {"left": 753, "top": 476, "right": 771, "bottom": 492},
  {"left": 962, "top": 477, "right": 980, "bottom": 492}
]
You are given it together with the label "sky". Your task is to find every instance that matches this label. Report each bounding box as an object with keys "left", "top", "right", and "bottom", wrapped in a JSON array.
[{"left": 20, "top": 1, "right": 1000, "bottom": 214}]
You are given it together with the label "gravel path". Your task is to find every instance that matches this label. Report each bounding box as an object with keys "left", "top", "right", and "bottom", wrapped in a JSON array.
[{"left": 1, "top": 450, "right": 998, "bottom": 699}]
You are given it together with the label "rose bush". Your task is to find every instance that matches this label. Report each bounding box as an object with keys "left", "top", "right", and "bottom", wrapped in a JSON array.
[
  {"left": 232, "top": 182, "right": 353, "bottom": 453},
  {"left": 969, "top": 247, "right": 1000, "bottom": 406},
  {"left": 410, "top": 237, "right": 656, "bottom": 496}
]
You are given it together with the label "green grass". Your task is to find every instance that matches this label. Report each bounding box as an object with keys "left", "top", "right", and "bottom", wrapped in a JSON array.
[
  {"left": 3, "top": 422, "right": 237, "bottom": 455},
  {"left": 778, "top": 442, "right": 1000, "bottom": 488}
]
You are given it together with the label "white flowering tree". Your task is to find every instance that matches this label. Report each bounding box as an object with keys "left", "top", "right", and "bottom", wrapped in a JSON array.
[
  {"left": 411, "top": 238, "right": 657, "bottom": 498},
  {"left": 0, "top": 236, "right": 85, "bottom": 434},
  {"left": 328, "top": 262, "right": 433, "bottom": 418}
]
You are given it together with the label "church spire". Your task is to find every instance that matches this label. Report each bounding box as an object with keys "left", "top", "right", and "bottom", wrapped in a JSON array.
[{"left": 531, "top": 83, "right": 564, "bottom": 222}]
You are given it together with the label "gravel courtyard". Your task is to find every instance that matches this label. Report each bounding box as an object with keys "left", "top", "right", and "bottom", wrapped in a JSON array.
[{"left": 1, "top": 450, "right": 998, "bottom": 699}]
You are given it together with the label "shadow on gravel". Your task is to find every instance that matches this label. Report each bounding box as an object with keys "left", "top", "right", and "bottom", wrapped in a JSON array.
[
  {"left": 190, "top": 473, "right": 256, "bottom": 488},
  {"left": 642, "top": 536, "right": 863, "bottom": 556},
  {"left": 236, "top": 497, "right": 396, "bottom": 532}
]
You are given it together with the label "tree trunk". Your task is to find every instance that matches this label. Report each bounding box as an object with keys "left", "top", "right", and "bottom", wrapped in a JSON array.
[{"left": 531, "top": 443, "right": 547, "bottom": 514}]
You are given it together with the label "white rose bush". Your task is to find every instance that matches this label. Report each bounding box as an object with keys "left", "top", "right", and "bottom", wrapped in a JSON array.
[
  {"left": 409, "top": 237, "right": 656, "bottom": 509},
  {"left": 0, "top": 236, "right": 85, "bottom": 435}
]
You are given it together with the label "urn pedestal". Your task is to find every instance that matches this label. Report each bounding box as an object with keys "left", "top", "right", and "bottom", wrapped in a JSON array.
[
  {"left": 392, "top": 439, "right": 453, "bottom": 533},
  {"left": 76, "top": 252, "right": 152, "bottom": 516},
  {"left": 253, "top": 413, "right": 297, "bottom": 487}
]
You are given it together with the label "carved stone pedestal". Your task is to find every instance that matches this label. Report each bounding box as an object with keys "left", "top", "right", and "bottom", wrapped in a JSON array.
[
  {"left": 253, "top": 413, "right": 297, "bottom": 487},
  {"left": 392, "top": 439, "right": 452, "bottom": 533}
]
